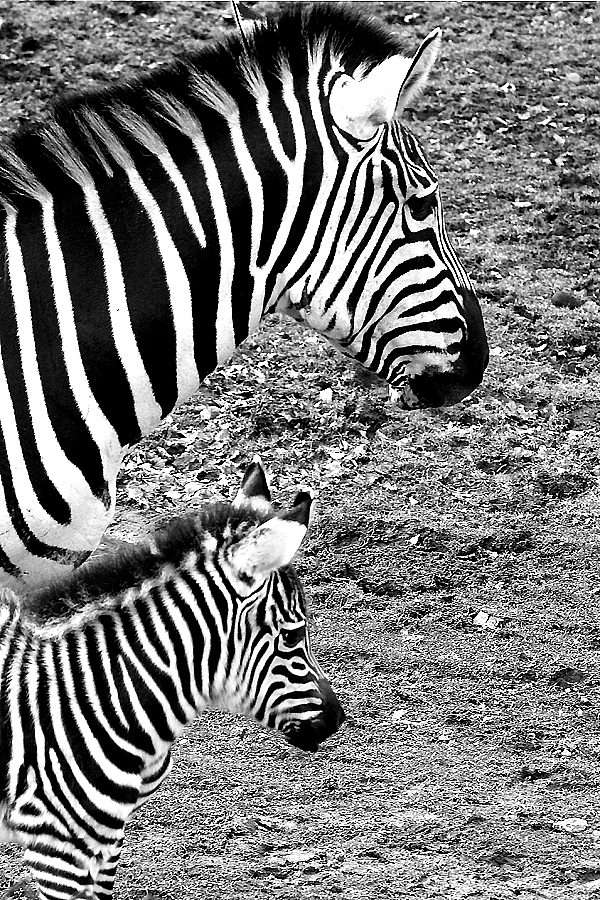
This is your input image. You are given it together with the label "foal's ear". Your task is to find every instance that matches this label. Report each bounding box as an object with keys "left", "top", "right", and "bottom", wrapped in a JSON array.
[
  {"left": 281, "top": 490, "right": 314, "bottom": 529},
  {"left": 227, "top": 519, "right": 307, "bottom": 578},
  {"left": 227, "top": 491, "right": 314, "bottom": 579},
  {"left": 233, "top": 456, "right": 272, "bottom": 514}
]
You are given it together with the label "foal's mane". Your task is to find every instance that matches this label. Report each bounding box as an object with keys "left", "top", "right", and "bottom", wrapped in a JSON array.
[
  {"left": 15, "top": 502, "right": 264, "bottom": 625},
  {"left": 0, "top": 3, "right": 402, "bottom": 207}
]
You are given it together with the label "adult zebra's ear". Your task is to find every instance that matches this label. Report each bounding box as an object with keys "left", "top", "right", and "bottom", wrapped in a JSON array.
[{"left": 329, "top": 28, "right": 442, "bottom": 140}]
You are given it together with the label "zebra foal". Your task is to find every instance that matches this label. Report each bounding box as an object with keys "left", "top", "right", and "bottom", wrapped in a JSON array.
[{"left": 0, "top": 460, "right": 345, "bottom": 899}]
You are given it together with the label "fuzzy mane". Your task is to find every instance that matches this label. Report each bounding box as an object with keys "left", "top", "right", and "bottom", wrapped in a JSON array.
[
  {"left": 16, "top": 502, "right": 270, "bottom": 625},
  {"left": 0, "top": 3, "right": 403, "bottom": 208}
]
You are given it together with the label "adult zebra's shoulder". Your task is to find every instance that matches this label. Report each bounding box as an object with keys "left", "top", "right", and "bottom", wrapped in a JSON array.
[
  {"left": 0, "top": 459, "right": 344, "bottom": 900},
  {"left": 0, "top": 3, "right": 488, "bottom": 589}
]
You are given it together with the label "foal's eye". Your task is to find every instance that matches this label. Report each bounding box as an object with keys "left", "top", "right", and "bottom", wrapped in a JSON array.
[
  {"left": 407, "top": 192, "right": 437, "bottom": 220},
  {"left": 280, "top": 625, "right": 306, "bottom": 648}
]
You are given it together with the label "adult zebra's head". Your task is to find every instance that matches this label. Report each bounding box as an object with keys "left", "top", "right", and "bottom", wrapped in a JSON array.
[
  {"left": 277, "top": 9, "right": 489, "bottom": 409},
  {"left": 216, "top": 460, "right": 344, "bottom": 752}
]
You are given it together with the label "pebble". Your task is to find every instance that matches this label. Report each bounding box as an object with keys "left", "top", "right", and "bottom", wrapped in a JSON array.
[
  {"left": 551, "top": 290, "right": 584, "bottom": 309},
  {"left": 554, "top": 817, "right": 588, "bottom": 833}
]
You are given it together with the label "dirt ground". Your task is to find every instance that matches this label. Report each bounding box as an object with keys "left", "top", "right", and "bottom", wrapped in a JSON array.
[{"left": 0, "top": 2, "right": 599, "bottom": 898}]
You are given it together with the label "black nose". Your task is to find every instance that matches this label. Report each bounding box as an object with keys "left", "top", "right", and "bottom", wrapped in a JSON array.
[
  {"left": 401, "top": 287, "right": 489, "bottom": 409},
  {"left": 285, "top": 679, "right": 345, "bottom": 752}
]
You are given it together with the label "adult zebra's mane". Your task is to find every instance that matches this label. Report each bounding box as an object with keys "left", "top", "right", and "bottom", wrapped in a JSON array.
[
  {"left": 0, "top": 3, "right": 402, "bottom": 207},
  {"left": 4, "top": 502, "right": 269, "bottom": 626}
]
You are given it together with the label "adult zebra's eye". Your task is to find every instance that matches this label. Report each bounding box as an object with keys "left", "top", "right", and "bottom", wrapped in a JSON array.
[
  {"left": 407, "top": 192, "right": 437, "bottom": 220},
  {"left": 280, "top": 625, "right": 306, "bottom": 648}
]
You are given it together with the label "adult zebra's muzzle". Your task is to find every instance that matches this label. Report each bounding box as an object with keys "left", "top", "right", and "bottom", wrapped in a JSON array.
[
  {"left": 284, "top": 678, "right": 345, "bottom": 752},
  {"left": 392, "top": 288, "right": 489, "bottom": 410}
]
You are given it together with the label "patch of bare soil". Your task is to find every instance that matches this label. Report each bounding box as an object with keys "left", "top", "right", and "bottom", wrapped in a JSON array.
[{"left": 0, "top": 2, "right": 599, "bottom": 898}]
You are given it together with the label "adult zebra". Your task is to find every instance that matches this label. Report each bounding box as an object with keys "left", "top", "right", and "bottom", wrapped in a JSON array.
[
  {"left": 0, "top": 459, "right": 344, "bottom": 899},
  {"left": 0, "top": 3, "right": 488, "bottom": 589}
]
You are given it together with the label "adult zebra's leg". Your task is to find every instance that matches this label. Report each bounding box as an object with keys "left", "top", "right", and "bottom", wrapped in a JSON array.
[
  {"left": 23, "top": 846, "right": 95, "bottom": 899},
  {"left": 94, "top": 839, "right": 123, "bottom": 900}
]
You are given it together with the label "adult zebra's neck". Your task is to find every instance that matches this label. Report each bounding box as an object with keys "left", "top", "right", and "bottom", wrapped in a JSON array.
[
  {"left": 0, "top": 21, "right": 344, "bottom": 454},
  {"left": 41, "top": 70, "right": 324, "bottom": 450}
]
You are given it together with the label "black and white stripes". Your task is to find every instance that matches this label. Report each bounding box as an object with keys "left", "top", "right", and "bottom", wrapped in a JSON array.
[
  {"left": 0, "top": 4, "right": 488, "bottom": 588},
  {"left": 0, "top": 460, "right": 344, "bottom": 899}
]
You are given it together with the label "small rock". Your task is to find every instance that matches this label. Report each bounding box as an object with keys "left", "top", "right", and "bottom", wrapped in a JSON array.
[
  {"left": 473, "top": 610, "right": 501, "bottom": 629},
  {"left": 554, "top": 817, "right": 588, "bottom": 833},
  {"left": 284, "top": 850, "right": 318, "bottom": 864},
  {"left": 551, "top": 291, "right": 584, "bottom": 309},
  {"left": 565, "top": 72, "right": 582, "bottom": 83}
]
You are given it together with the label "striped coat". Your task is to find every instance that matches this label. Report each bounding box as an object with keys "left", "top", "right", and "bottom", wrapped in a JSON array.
[
  {"left": 0, "top": 4, "right": 488, "bottom": 588},
  {"left": 0, "top": 459, "right": 344, "bottom": 899}
]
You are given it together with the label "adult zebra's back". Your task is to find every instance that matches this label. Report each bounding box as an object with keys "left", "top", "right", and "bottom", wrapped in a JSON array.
[{"left": 0, "top": 3, "right": 488, "bottom": 589}]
